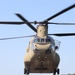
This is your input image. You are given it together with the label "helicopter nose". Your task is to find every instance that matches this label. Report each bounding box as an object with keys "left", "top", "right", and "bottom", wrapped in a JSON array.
[
  {"left": 34, "top": 43, "right": 51, "bottom": 51},
  {"left": 33, "top": 43, "right": 54, "bottom": 55}
]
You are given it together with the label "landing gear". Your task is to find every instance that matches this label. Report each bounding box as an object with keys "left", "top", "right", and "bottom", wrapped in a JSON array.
[
  {"left": 53, "top": 68, "right": 60, "bottom": 75},
  {"left": 57, "top": 68, "right": 60, "bottom": 74},
  {"left": 24, "top": 68, "right": 30, "bottom": 75}
]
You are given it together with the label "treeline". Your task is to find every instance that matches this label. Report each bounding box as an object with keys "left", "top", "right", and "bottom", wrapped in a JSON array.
[
  {"left": 61, "top": 73, "right": 75, "bottom": 75},
  {"left": 68, "top": 74, "right": 75, "bottom": 75}
]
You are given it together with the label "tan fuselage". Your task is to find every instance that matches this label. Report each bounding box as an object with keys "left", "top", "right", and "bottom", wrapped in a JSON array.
[
  {"left": 24, "top": 25, "right": 60, "bottom": 73},
  {"left": 24, "top": 43, "right": 60, "bottom": 73}
]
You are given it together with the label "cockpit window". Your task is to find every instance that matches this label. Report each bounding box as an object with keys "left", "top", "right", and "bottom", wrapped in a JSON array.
[
  {"left": 46, "top": 39, "right": 51, "bottom": 43},
  {"left": 41, "top": 38, "right": 44, "bottom": 42},
  {"left": 33, "top": 38, "right": 51, "bottom": 43},
  {"left": 34, "top": 38, "right": 40, "bottom": 43}
]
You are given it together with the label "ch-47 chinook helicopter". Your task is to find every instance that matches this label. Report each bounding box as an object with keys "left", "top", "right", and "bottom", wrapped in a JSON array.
[{"left": 0, "top": 4, "right": 75, "bottom": 75}]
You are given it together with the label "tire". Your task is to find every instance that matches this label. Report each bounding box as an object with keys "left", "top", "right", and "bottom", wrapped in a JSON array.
[
  {"left": 26, "top": 68, "right": 29, "bottom": 75},
  {"left": 57, "top": 68, "right": 60, "bottom": 74},
  {"left": 24, "top": 68, "right": 27, "bottom": 74}
]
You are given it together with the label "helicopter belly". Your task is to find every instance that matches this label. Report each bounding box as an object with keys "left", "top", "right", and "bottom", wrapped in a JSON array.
[
  {"left": 29, "top": 58, "right": 55, "bottom": 73},
  {"left": 24, "top": 51, "right": 60, "bottom": 73}
]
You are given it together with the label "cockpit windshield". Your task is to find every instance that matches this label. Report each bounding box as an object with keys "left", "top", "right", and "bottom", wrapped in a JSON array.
[{"left": 33, "top": 37, "right": 51, "bottom": 43}]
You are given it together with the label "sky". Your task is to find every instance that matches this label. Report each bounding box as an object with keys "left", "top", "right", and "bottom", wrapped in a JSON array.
[{"left": 0, "top": 0, "right": 75, "bottom": 75}]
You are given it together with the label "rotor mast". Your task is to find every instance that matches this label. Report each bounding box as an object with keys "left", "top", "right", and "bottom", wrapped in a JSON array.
[{"left": 37, "top": 24, "right": 48, "bottom": 38}]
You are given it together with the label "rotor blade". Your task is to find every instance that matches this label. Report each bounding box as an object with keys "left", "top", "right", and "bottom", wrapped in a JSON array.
[
  {"left": 48, "top": 33, "right": 75, "bottom": 36},
  {"left": 44, "top": 4, "right": 75, "bottom": 22},
  {"left": 15, "top": 13, "right": 37, "bottom": 32},
  {"left": 48, "top": 22, "right": 75, "bottom": 25},
  {"left": 0, "top": 21, "right": 25, "bottom": 25},
  {"left": 0, "top": 35, "right": 35, "bottom": 40}
]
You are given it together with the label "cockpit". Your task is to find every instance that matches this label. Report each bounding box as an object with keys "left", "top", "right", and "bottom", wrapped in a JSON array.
[
  {"left": 27, "top": 36, "right": 61, "bottom": 53},
  {"left": 29, "top": 36, "right": 55, "bottom": 54},
  {"left": 33, "top": 37, "right": 52, "bottom": 44}
]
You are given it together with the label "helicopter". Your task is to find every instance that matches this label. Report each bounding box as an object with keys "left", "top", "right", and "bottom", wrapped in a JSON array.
[{"left": 0, "top": 4, "right": 75, "bottom": 75}]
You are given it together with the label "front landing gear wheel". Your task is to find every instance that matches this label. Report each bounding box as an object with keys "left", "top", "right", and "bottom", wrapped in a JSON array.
[
  {"left": 24, "top": 68, "right": 30, "bottom": 75},
  {"left": 57, "top": 68, "right": 60, "bottom": 74},
  {"left": 53, "top": 68, "right": 60, "bottom": 75}
]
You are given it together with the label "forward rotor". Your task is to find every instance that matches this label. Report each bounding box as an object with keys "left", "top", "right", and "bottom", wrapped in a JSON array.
[{"left": 0, "top": 4, "right": 74, "bottom": 40}]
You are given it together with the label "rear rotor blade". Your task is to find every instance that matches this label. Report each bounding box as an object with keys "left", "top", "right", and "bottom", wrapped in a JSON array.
[
  {"left": 44, "top": 4, "right": 75, "bottom": 22},
  {"left": 16, "top": 14, "right": 37, "bottom": 32},
  {"left": 0, "top": 21, "right": 24, "bottom": 25},
  {"left": 48, "top": 33, "right": 75, "bottom": 36},
  {"left": 0, "top": 35, "right": 35, "bottom": 40},
  {"left": 48, "top": 22, "right": 75, "bottom": 25}
]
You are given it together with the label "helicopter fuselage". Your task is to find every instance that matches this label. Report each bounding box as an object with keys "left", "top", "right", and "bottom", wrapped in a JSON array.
[{"left": 24, "top": 36, "right": 60, "bottom": 73}]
